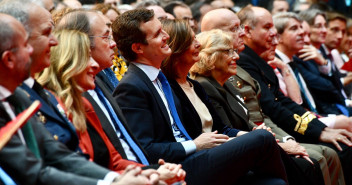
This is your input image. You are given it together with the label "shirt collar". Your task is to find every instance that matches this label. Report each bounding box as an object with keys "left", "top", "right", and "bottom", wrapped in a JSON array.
[
  {"left": 275, "top": 49, "right": 291, "bottom": 64},
  {"left": 321, "top": 44, "right": 330, "bottom": 55},
  {"left": 0, "top": 85, "right": 12, "bottom": 101},
  {"left": 132, "top": 62, "right": 160, "bottom": 81},
  {"left": 23, "top": 77, "right": 35, "bottom": 88}
]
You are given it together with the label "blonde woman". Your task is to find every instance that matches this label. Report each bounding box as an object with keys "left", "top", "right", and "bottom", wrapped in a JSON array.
[{"left": 38, "top": 29, "right": 144, "bottom": 172}]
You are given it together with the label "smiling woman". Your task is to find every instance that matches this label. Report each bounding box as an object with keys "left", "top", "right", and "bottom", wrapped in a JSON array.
[
  {"left": 38, "top": 29, "right": 94, "bottom": 132},
  {"left": 36, "top": 29, "right": 141, "bottom": 172}
]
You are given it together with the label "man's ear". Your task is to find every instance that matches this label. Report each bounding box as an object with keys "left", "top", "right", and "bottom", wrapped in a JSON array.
[
  {"left": 1, "top": 50, "right": 15, "bottom": 69},
  {"left": 131, "top": 43, "right": 143, "bottom": 54},
  {"left": 244, "top": 25, "right": 251, "bottom": 38}
]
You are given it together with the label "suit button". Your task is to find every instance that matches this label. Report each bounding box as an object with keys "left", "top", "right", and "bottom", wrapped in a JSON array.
[
  {"left": 53, "top": 135, "right": 59, "bottom": 140},
  {"left": 268, "top": 84, "right": 271, "bottom": 88},
  {"left": 275, "top": 98, "right": 278, "bottom": 101}
]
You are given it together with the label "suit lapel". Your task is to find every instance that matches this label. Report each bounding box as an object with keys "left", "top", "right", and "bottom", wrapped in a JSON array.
[
  {"left": 223, "top": 82, "right": 249, "bottom": 122},
  {"left": 206, "top": 77, "right": 249, "bottom": 123},
  {"left": 20, "top": 84, "right": 69, "bottom": 125},
  {"left": 129, "top": 64, "right": 173, "bottom": 127},
  {"left": 82, "top": 91, "right": 128, "bottom": 159},
  {"left": 96, "top": 76, "right": 150, "bottom": 160},
  {"left": 97, "top": 71, "right": 115, "bottom": 94}
]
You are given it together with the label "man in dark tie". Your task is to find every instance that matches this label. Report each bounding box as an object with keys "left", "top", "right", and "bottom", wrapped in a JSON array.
[
  {"left": 273, "top": 12, "right": 347, "bottom": 184},
  {"left": 112, "top": 8, "right": 289, "bottom": 185},
  {"left": 0, "top": 0, "right": 79, "bottom": 152},
  {"left": 0, "top": 12, "right": 156, "bottom": 185},
  {"left": 236, "top": 5, "right": 352, "bottom": 185}
]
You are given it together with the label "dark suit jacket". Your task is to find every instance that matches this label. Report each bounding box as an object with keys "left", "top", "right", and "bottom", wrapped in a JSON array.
[
  {"left": 237, "top": 46, "right": 326, "bottom": 143},
  {"left": 168, "top": 77, "right": 239, "bottom": 139},
  {"left": 113, "top": 64, "right": 289, "bottom": 185},
  {"left": 194, "top": 76, "right": 250, "bottom": 132},
  {"left": 113, "top": 63, "right": 186, "bottom": 163},
  {"left": 0, "top": 88, "right": 111, "bottom": 185},
  {"left": 295, "top": 56, "right": 347, "bottom": 114},
  {"left": 83, "top": 75, "right": 150, "bottom": 163},
  {"left": 20, "top": 82, "right": 79, "bottom": 151}
]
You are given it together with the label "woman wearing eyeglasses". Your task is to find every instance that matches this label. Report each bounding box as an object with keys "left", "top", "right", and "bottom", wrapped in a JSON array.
[{"left": 189, "top": 29, "right": 252, "bottom": 131}]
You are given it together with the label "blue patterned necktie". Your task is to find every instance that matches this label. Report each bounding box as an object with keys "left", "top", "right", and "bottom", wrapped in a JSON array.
[
  {"left": 103, "top": 68, "right": 119, "bottom": 89},
  {"left": 95, "top": 86, "right": 149, "bottom": 165},
  {"left": 157, "top": 71, "right": 192, "bottom": 140}
]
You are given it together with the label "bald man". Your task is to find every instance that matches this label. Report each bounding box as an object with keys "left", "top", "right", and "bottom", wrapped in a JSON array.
[{"left": 201, "top": 8, "right": 245, "bottom": 52}]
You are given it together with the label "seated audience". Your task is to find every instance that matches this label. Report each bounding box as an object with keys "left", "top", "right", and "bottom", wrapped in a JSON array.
[
  {"left": 190, "top": 28, "right": 324, "bottom": 185},
  {"left": 113, "top": 8, "right": 288, "bottom": 185},
  {"left": 236, "top": 5, "right": 352, "bottom": 185},
  {"left": 0, "top": 12, "right": 156, "bottom": 185},
  {"left": 37, "top": 29, "right": 185, "bottom": 184},
  {"left": 200, "top": 8, "right": 345, "bottom": 185}
]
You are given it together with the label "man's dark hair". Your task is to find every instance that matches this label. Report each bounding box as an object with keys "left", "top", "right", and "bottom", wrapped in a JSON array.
[
  {"left": 135, "top": 0, "right": 160, "bottom": 9},
  {"left": 326, "top": 11, "right": 346, "bottom": 24},
  {"left": 112, "top": 8, "right": 154, "bottom": 62},
  {"left": 163, "top": 1, "right": 187, "bottom": 17}
]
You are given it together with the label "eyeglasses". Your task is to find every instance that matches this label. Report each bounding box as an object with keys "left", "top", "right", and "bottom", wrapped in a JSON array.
[
  {"left": 89, "top": 35, "right": 113, "bottom": 43},
  {"left": 218, "top": 48, "right": 238, "bottom": 57},
  {"left": 230, "top": 24, "right": 244, "bottom": 33}
]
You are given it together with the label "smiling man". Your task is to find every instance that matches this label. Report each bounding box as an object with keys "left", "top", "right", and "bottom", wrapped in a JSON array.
[{"left": 113, "top": 8, "right": 289, "bottom": 185}]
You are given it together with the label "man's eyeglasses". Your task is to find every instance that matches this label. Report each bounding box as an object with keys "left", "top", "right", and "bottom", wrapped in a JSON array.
[
  {"left": 230, "top": 24, "right": 244, "bottom": 33},
  {"left": 89, "top": 35, "right": 113, "bottom": 43}
]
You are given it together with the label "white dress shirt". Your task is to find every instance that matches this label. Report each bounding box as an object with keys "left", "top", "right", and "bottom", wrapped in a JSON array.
[{"left": 133, "top": 62, "right": 197, "bottom": 155}]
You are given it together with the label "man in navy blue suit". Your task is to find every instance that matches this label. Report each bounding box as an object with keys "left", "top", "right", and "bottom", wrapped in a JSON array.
[{"left": 112, "top": 8, "right": 289, "bottom": 185}]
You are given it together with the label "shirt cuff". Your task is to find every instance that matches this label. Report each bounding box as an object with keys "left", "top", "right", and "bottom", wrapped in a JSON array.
[
  {"left": 97, "top": 172, "right": 119, "bottom": 185},
  {"left": 181, "top": 140, "right": 197, "bottom": 155},
  {"left": 345, "top": 99, "right": 351, "bottom": 106},
  {"left": 282, "top": 136, "right": 295, "bottom": 143}
]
